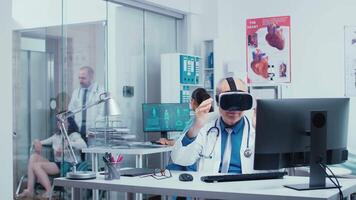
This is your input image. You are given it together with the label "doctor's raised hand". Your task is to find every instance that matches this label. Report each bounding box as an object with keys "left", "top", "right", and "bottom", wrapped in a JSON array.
[{"left": 187, "top": 98, "right": 213, "bottom": 138}]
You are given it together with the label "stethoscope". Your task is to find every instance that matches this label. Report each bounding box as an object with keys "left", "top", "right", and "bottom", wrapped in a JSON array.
[{"left": 198, "top": 116, "right": 252, "bottom": 159}]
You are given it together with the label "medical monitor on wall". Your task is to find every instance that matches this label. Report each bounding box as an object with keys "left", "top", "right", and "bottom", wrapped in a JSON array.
[
  {"left": 254, "top": 98, "right": 349, "bottom": 190},
  {"left": 142, "top": 103, "right": 190, "bottom": 133}
]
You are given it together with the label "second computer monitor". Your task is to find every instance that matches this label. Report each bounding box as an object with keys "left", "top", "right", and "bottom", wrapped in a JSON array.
[
  {"left": 254, "top": 98, "right": 349, "bottom": 170},
  {"left": 142, "top": 103, "right": 191, "bottom": 132}
]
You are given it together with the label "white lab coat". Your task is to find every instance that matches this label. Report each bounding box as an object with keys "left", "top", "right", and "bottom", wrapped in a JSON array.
[
  {"left": 68, "top": 82, "right": 105, "bottom": 132},
  {"left": 40, "top": 132, "right": 87, "bottom": 163},
  {"left": 171, "top": 116, "right": 259, "bottom": 174}
]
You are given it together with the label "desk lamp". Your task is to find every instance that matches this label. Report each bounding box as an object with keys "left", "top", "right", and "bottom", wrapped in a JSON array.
[{"left": 57, "top": 92, "right": 120, "bottom": 179}]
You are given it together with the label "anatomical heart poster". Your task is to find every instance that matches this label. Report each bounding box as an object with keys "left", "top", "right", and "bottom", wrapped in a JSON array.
[{"left": 246, "top": 16, "right": 291, "bottom": 84}]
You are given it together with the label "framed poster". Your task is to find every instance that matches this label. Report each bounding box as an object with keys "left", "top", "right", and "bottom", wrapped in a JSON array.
[
  {"left": 246, "top": 16, "right": 291, "bottom": 84},
  {"left": 345, "top": 26, "right": 356, "bottom": 97}
]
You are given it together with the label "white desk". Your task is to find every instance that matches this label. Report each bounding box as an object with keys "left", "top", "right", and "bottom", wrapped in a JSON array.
[
  {"left": 82, "top": 146, "right": 173, "bottom": 200},
  {"left": 52, "top": 171, "right": 356, "bottom": 200}
]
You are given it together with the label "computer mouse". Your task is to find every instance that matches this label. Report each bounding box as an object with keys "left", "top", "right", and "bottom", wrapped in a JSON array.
[{"left": 179, "top": 173, "right": 193, "bottom": 181}]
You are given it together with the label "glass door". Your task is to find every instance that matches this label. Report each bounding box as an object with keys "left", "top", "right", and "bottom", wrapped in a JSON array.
[
  {"left": 13, "top": 0, "right": 184, "bottom": 197},
  {"left": 13, "top": 21, "right": 106, "bottom": 193},
  {"left": 13, "top": 46, "right": 54, "bottom": 189}
]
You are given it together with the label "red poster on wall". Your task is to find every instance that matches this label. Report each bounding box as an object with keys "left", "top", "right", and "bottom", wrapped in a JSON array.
[{"left": 246, "top": 16, "right": 291, "bottom": 84}]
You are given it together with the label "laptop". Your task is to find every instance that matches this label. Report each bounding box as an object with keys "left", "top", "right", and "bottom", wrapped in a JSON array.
[{"left": 120, "top": 168, "right": 155, "bottom": 177}]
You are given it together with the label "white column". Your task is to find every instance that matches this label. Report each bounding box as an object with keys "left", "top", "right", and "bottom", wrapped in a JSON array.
[{"left": 0, "top": 0, "right": 13, "bottom": 199}]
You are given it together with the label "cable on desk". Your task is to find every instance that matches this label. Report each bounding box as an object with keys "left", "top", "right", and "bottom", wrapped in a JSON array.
[{"left": 319, "top": 163, "right": 344, "bottom": 200}]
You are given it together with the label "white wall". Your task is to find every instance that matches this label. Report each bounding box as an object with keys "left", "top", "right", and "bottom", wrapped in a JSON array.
[
  {"left": 144, "top": 0, "right": 206, "bottom": 14},
  {"left": 12, "top": 0, "right": 61, "bottom": 29},
  {"left": 12, "top": 0, "right": 214, "bottom": 56},
  {"left": 215, "top": 0, "right": 356, "bottom": 151},
  {"left": 12, "top": 0, "right": 106, "bottom": 29},
  {"left": 12, "top": 0, "right": 202, "bottom": 30},
  {"left": 144, "top": 0, "right": 192, "bottom": 13},
  {"left": 12, "top": 0, "right": 218, "bottom": 58},
  {"left": 189, "top": 0, "right": 218, "bottom": 54},
  {"left": 0, "top": 0, "right": 13, "bottom": 198},
  {"left": 143, "top": 0, "right": 218, "bottom": 55}
]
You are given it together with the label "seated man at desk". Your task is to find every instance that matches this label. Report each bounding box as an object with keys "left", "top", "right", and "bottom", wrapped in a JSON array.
[
  {"left": 17, "top": 115, "right": 87, "bottom": 199},
  {"left": 171, "top": 77, "right": 257, "bottom": 174}
]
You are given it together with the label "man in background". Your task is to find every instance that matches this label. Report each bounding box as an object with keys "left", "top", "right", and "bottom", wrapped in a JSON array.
[{"left": 68, "top": 66, "right": 105, "bottom": 144}]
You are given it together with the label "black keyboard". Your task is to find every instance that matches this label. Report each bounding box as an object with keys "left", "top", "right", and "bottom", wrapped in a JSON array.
[{"left": 201, "top": 171, "right": 287, "bottom": 183}]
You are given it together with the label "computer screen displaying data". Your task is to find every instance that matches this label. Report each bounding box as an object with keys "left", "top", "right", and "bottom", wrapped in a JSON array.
[{"left": 142, "top": 103, "right": 191, "bottom": 132}]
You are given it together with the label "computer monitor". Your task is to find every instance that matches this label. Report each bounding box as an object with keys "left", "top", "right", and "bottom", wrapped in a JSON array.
[
  {"left": 254, "top": 98, "right": 349, "bottom": 190},
  {"left": 142, "top": 103, "right": 191, "bottom": 133}
]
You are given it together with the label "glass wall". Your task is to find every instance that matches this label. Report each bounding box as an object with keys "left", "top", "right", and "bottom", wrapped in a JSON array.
[
  {"left": 13, "top": 21, "right": 107, "bottom": 192},
  {"left": 13, "top": 28, "right": 62, "bottom": 193},
  {"left": 106, "top": 2, "right": 178, "bottom": 144},
  {"left": 13, "top": 0, "right": 182, "bottom": 198},
  {"left": 107, "top": 4, "right": 145, "bottom": 148},
  {"left": 145, "top": 11, "right": 177, "bottom": 103},
  {"left": 12, "top": 0, "right": 108, "bottom": 195}
]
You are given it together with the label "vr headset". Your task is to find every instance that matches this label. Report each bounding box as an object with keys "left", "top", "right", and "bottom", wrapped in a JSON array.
[{"left": 215, "top": 77, "right": 254, "bottom": 111}]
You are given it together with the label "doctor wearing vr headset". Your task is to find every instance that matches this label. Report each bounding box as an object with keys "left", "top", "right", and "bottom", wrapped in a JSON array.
[{"left": 171, "top": 77, "right": 257, "bottom": 174}]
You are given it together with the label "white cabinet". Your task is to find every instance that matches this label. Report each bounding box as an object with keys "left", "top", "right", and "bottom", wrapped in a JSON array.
[{"left": 161, "top": 53, "right": 202, "bottom": 103}]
